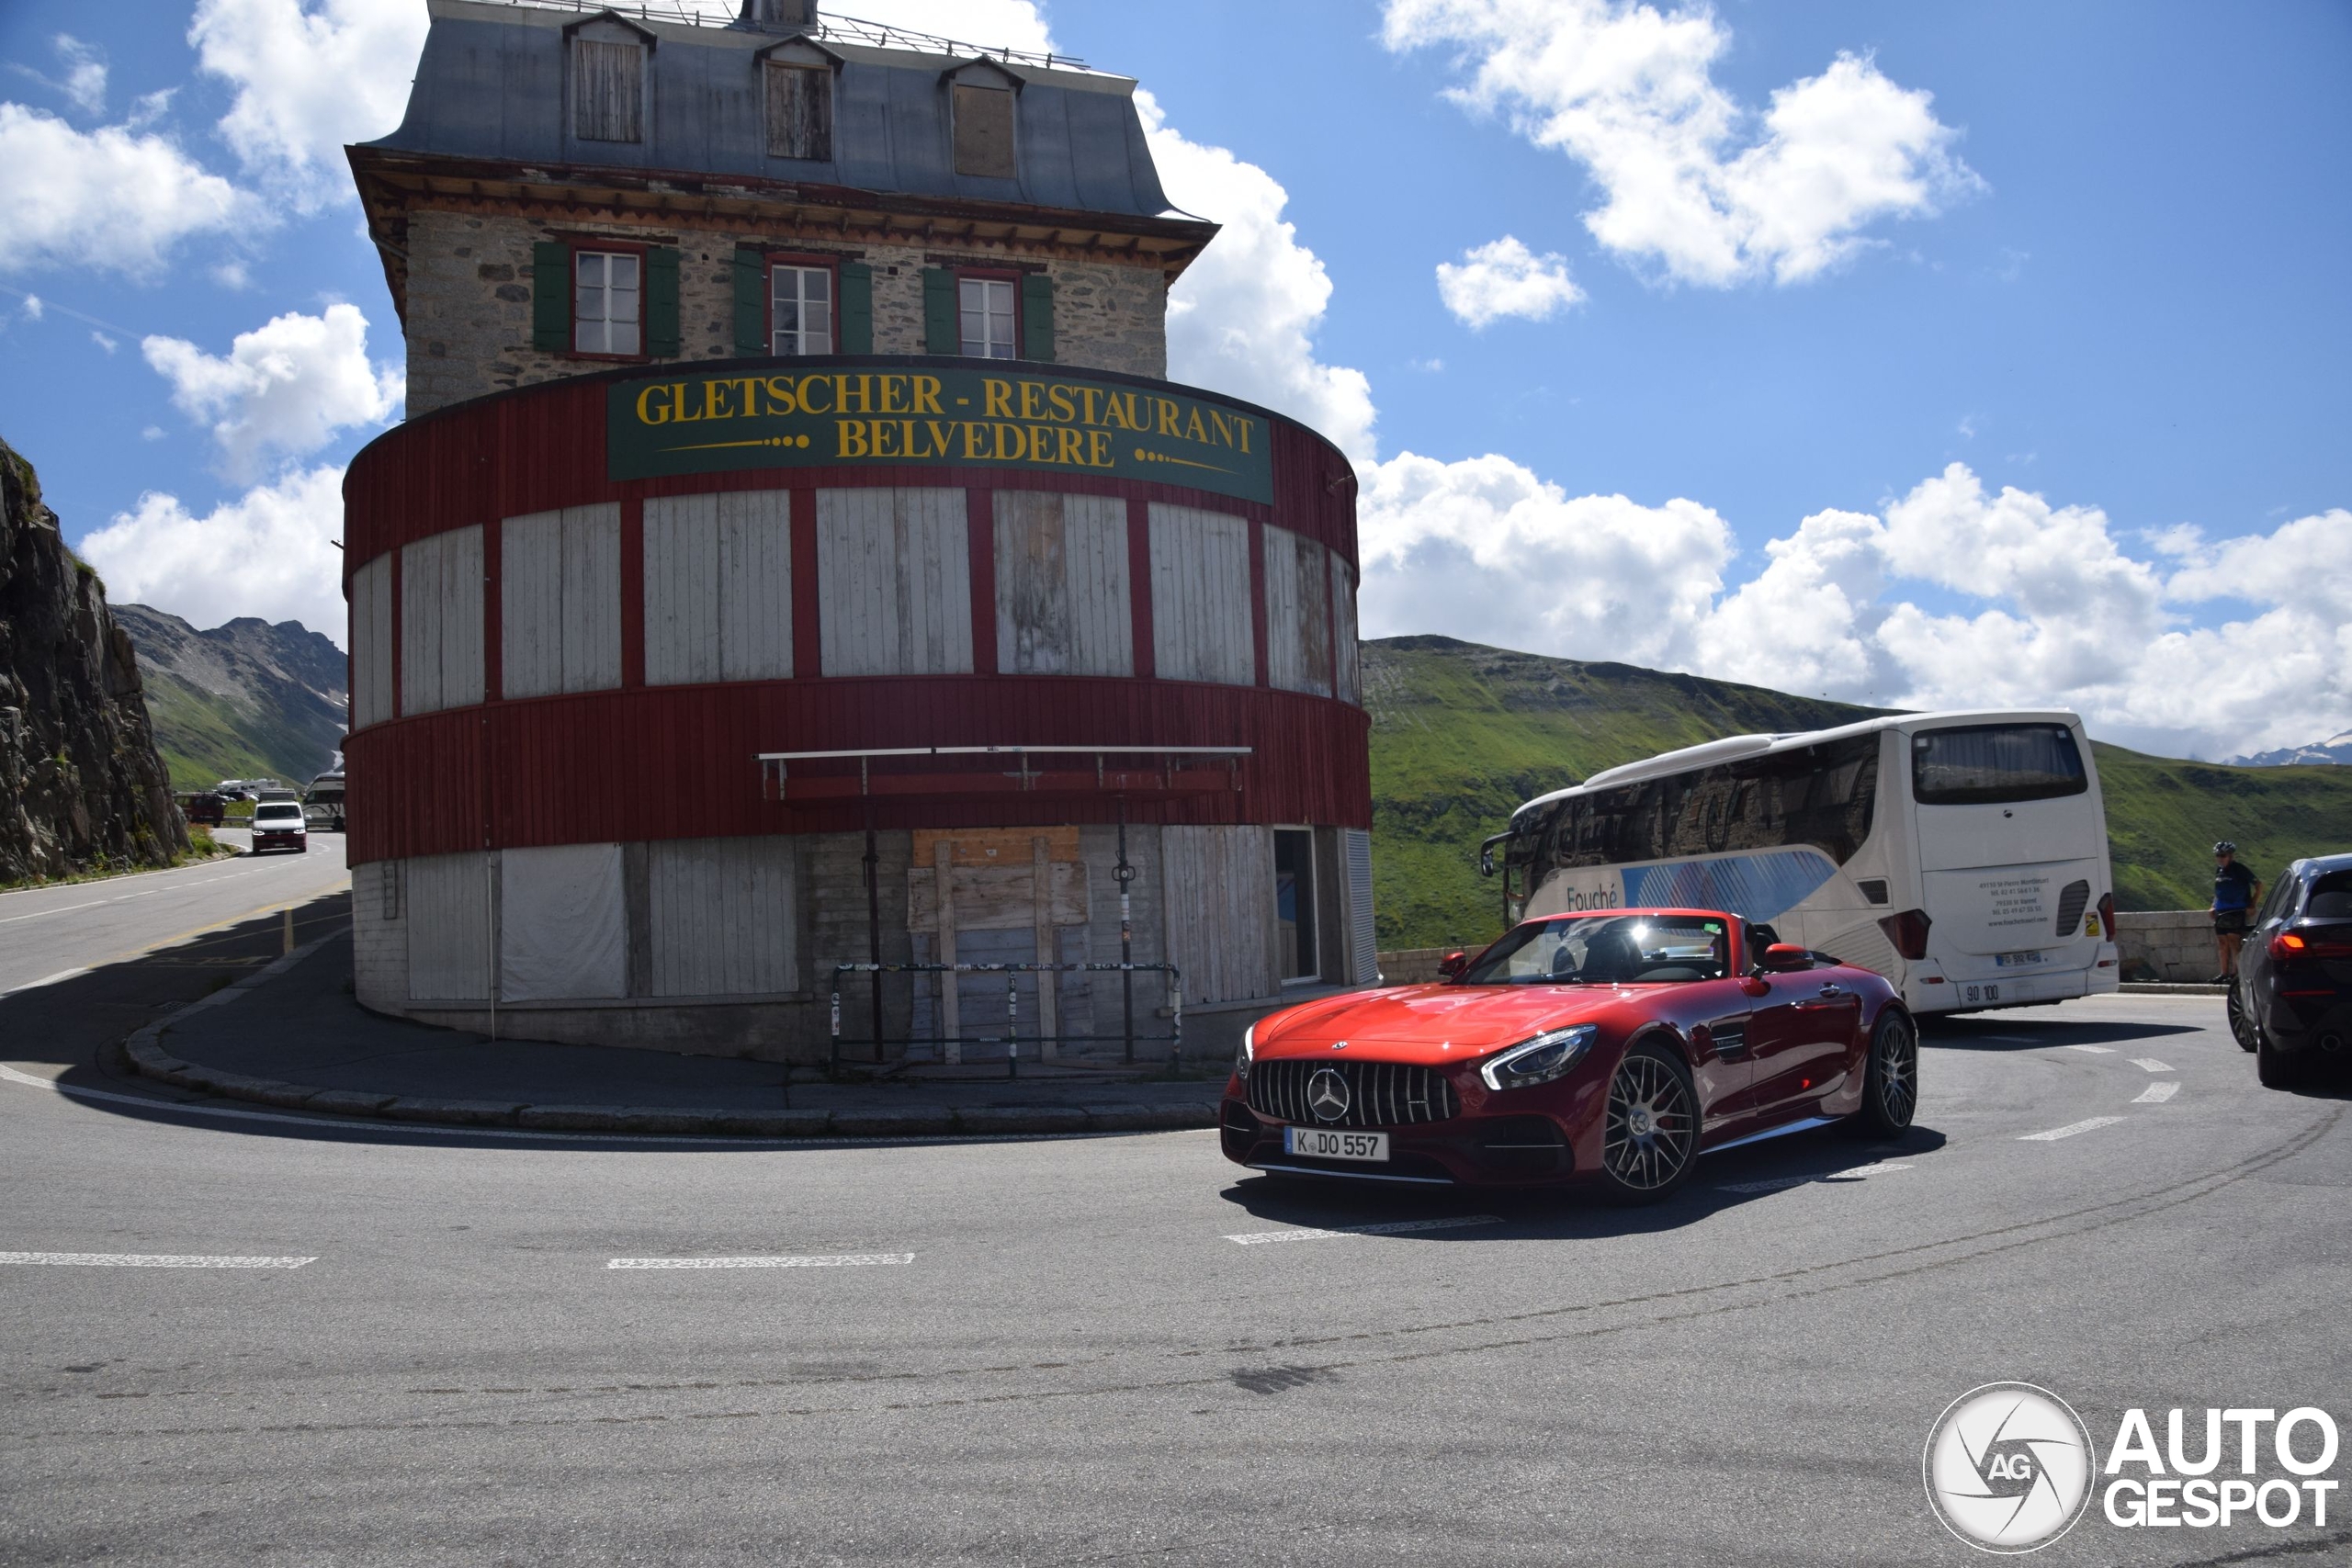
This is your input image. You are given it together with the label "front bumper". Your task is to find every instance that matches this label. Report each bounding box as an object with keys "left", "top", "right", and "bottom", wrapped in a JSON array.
[{"left": 1218, "top": 1097, "right": 1581, "bottom": 1187}]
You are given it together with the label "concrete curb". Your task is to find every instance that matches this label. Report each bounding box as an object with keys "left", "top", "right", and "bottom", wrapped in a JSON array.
[
  {"left": 119, "top": 938, "right": 1217, "bottom": 1141},
  {"left": 2118, "top": 981, "right": 2230, "bottom": 996}
]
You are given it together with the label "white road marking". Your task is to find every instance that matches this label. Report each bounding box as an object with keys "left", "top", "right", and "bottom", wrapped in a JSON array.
[
  {"left": 1716, "top": 1162, "right": 1914, "bottom": 1195},
  {"left": 2064, "top": 1045, "right": 2117, "bottom": 1054},
  {"left": 0, "top": 900, "right": 113, "bottom": 926},
  {"left": 2018, "top": 1117, "right": 2128, "bottom": 1141},
  {"left": 2134, "top": 1082, "right": 2181, "bottom": 1104},
  {"left": 607, "top": 1254, "right": 914, "bottom": 1269},
  {"left": 0, "top": 1252, "right": 313, "bottom": 1269},
  {"left": 0, "top": 968, "right": 88, "bottom": 998},
  {"left": 2130, "top": 1058, "right": 2175, "bottom": 1073},
  {"left": 1225, "top": 1215, "right": 1502, "bottom": 1246}
]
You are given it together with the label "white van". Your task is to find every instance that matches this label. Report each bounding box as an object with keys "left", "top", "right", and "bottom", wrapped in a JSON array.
[{"left": 250, "top": 798, "right": 310, "bottom": 855}]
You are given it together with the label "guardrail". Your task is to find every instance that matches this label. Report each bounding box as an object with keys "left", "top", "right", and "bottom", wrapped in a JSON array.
[{"left": 829, "top": 961, "right": 1182, "bottom": 1078}]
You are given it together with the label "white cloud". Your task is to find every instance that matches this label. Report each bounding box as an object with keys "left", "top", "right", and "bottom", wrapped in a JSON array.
[
  {"left": 1142, "top": 92, "right": 1380, "bottom": 462},
  {"left": 1357, "top": 457, "right": 2352, "bottom": 759},
  {"left": 91, "top": 331, "right": 118, "bottom": 354},
  {"left": 10, "top": 34, "right": 108, "bottom": 114},
  {"left": 142, "top": 303, "right": 404, "bottom": 480},
  {"left": 21, "top": 295, "right": 42, "bottom": 321},
  {"left": 0, "top": 104, "right": 256, "bottom": 277},
  {"left": 78, "top": 465, "right": 350, "bottom": 648},
  {"left": 189, "top": 0, "right": 431, "bottom": 209},
  {"left": 1382, "top": 0, "right": 1981, "bottom": 287},
  {"left": 1436, "top": 235, "right": 1585, "bottom": 327}
]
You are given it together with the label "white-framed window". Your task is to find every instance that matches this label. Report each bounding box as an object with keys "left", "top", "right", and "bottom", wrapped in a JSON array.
[
  {"left": 771, "top": 264, "right": 831, "bottom": 355},
  {"left": 958, "top": 276, "right": 1016, "bottom": 359},
  {"left": 574, "top": 250, "right": 639, "bottom": 355}
]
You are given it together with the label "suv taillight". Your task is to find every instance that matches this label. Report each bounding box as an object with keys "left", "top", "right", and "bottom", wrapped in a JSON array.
[
  {"left": 2097, "top": 892, "right": 2116, "bottom": 942},
  {"left": 1878, "top": 908, "right": 1932, "bottom": 961}
]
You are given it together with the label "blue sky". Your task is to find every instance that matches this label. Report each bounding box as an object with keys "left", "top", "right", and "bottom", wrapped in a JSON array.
[{"left": 2, "top": 0, "right": 2346, "bottom": 760}]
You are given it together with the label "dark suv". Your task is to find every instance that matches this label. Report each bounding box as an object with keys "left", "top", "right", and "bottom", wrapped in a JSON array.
[{"left": 2232, "top": 852, "right": 2352, "bottom": 1088}]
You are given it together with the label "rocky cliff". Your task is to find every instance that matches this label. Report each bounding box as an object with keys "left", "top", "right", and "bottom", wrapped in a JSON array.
[
  {"left": 112, "top": 604, "right": 347, "bottom": 790},
  {"left": 0, "top": 436, "right": 188, "bottom": 882}
]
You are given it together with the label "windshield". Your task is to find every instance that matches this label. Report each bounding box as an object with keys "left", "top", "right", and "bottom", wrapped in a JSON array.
[
  {"left": 1460, "top": 914, "right": 1731, "bottom": 986},
  {"left": 254, "top": 805, "right": 303, "bottom": 823}
]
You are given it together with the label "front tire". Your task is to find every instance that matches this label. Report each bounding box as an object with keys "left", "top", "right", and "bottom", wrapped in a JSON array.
[
  {"left": 2228, "top": 979, "right": 2258, "bottom": 1052},
  {"left": 1847, "top": 1010, "right": 1918, "bottom": 1139},
  {"left": 1598, "top": 1039, "right": 1698, "bottom": 1204}
]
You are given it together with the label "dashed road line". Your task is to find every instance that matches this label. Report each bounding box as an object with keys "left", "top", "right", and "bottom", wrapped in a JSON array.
[
  {"left": 2134, "top": 1082, "right": 2182, "bottom": 1104},
  {"left": 0, "top": 1252, "right": 314, "bottom": 1269},
  {"left": 608, "top": 1254, "right": 914, "bottom": 1269},
  {"left": 1716, "top": 1162, "right": 1914, "bottom": 1195},
  {"left": 2064, "top": 1045, "right": 2117, "bottom": 1055},
  {"left": 2130, "top": 1058, "right": 2175, "bottom": 1073},
  {"left": 2019, "top": 1117, "right": 2128, "bottom": 1142},
  {"left": 0, "top": 968, "right": 88, "bottom": 999},
  {"left": 1225, "top": 1215, "right": 1502, "bottom": 1246}
]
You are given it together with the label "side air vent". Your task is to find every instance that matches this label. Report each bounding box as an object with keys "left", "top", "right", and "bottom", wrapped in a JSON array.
[{"left": 2055, "top": 879, "right": 2091, "bottom": 938}]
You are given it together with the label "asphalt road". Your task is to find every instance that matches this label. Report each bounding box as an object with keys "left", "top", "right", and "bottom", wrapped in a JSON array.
[
  {"left": 3, "top": 948, "right": 2348, "bottom": 1562},
  {"left": 0, "top": 832, "right": 351, "bottom": 997}
]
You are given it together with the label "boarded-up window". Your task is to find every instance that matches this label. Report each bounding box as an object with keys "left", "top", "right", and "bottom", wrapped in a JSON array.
[
  {"left": 1330, "top": 554, "right": 1362, "bottom": 705},
  {"left": 648, "top": 837, "right": 798, "bottom": 997},
  {"left": 349, "top": 554, "right": 393, "bottom": 729},
  {"left": 1148, "top": 503, "right": 1253, "bottom": 686},
  {"left": 643, "top": 491, "right": 793, "bottom": 685},
  {"left": 814, "top": 488, "right": 973, "bottom": 676},
  {"left": 766, "top": 62, "right": 831, "bottom": 159},
  {"left": 502, "top": 505, "right": 623, "bottom": 698},
  {"left": 994, "top": 491, "right": 1131, "bottom": 676},
  {"left": 1162, "top": 825, "right": 1277, "bottom": 1005},
  {"left": 952, "top": 83, "right": 1015, "bottom": 177},
  {"left": 400, "top": 526, "right": 485, "bottom": 716},
  {"left": 572, "top": 38, "right": 643, "bottom": 142},
  {"left": 408, "top": 852, "right": 494, "bottom": 1002},
  {"left": 501, "top": 843, "right": 627, "bottom": 1002},
  {"left": 1262, "top": 524, "right": 1332, "bottom": 697}
]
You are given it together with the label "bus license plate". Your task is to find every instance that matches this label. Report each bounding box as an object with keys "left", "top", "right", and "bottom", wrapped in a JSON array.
[
  {"left": 1996, "top": 950, "right": 2045, "bottom": 968},
  {"left": 1284, "top": 1127, "right": 1389, "bottom": 1162}
]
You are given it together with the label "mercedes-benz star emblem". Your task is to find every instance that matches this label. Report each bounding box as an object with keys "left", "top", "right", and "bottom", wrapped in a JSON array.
[{"left": 1306, "top": 1067, "right": 1351, "bottom": 1123}]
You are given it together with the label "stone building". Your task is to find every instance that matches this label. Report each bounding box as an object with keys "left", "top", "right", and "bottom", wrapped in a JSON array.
[{"left": 341, "top": 0, "right": 1373, "bottom": 1065}]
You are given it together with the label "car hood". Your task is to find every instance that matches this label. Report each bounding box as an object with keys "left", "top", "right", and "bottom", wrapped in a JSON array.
[{"left": 1251, "top": 984, "right": 1643, "bottom": 1066}]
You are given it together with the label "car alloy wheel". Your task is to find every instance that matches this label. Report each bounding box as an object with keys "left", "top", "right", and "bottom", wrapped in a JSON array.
[
  {"left": 2226, "top": 979, "right": 2258, "bottom": 1053},
  {"left": 1849, "top": 1011, "right": 1917, "bottom": 1139},
  {"left": 1600, "top": 1041, "right": 1696, "bottom": 1202}
]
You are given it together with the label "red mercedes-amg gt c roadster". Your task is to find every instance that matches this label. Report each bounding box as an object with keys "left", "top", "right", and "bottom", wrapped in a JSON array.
[{"left": 1220, "top": 908, "right": 1917, "bottom": 1202}]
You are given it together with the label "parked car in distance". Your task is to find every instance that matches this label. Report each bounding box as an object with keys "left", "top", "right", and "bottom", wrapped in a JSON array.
[
  {"left": 2232, "top": 852, "right": 2352, "bottom": 1088},
  {"left": 1221, "top": 908, "right": 1917, "bottom": 1202},
  {"left": 249, "top": 799, "right": 309, "bottom": 855},
  {"left": 179, "top": 792, "right": 227, "bottom": 826}
]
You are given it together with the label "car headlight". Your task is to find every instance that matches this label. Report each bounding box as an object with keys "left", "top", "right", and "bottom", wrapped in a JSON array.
[
  {"left": 1479, "top": 1025, "right": 1597, "bottom": 1091},
  {"left": 1235, "top": 1022, "right": 1255, "bottom": 1084}
]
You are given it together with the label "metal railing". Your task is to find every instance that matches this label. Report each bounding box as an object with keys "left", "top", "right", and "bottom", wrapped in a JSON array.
[
  {"left": 830, "top": 961, "right": 1182, "bottom": 1078},
  {"left": 466, "top": 0, "right": 1097, "bottom": 72}
]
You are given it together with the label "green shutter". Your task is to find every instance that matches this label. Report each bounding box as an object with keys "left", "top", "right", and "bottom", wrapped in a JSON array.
[
  {"left": 532, "top": 241, "right": 571, "bottom": 352},
  {"left": 733, "top": 247, "right": 766, "bottom": 355},
  {"left": 1020, "top": 272, "right": 1056, "bottom": 362},
  {"left": 646, "top": 246, "right": 681, "bottom": 357},
  {"left": 922, "top": 267, "right": 958, "bottom": 355},
  {"left": 837, "top": 262, "right": 873, "bottom": 354}
]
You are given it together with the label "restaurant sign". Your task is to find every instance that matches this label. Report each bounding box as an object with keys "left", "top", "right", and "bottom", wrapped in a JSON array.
[{"left": 607, "top": 362, "right": 1274, "bottom": 504}]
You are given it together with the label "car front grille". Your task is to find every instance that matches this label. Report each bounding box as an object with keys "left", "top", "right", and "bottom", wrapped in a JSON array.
[{"left": 1245, "top": 1059, "right": 1461, "bottom": 1128}]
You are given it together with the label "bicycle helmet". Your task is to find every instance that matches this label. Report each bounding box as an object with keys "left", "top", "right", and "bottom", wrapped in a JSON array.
[{"left": 2213, "top": 840, "right": 2236, "bottom": 854}]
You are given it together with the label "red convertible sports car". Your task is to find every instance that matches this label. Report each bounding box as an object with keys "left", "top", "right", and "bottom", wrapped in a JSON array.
[{"left": 1220, "top": 908, "right": 1917, "bottom": 1202}]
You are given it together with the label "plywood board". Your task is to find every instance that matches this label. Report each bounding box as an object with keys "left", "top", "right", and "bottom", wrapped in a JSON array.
[
  {"left": 1147, "top": 503, "right": 1252, "bottom": 686},
  {"left": 647, "top": 834, "right": 797, "bottom": 997},
  {"left": 993, "top": 491, "right": 1131, "bottom": 676},
  {"left": 907, "top": 863, "right": 1090, "bottom": 932},
  {"left": 816, "top": 488, "right": 972, "bottom": 676},
  {"left": 913, "top": 826, "right": 1080, "bottom": 867}
]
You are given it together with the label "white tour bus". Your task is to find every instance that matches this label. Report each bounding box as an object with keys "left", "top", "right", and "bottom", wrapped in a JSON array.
[{"left": 1483, "top": 710, "right": 2121, "bottom": 1014}]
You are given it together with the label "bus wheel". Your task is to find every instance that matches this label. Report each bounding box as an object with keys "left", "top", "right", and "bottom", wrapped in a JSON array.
[{"left": 1848, "top": 1011, "right": 1917, "bottom": 1139}]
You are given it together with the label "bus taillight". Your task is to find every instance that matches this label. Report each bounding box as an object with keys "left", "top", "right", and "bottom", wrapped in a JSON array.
[
  {"left": 1878, "top": 908, "right": 1932, "bottom": 961},
  {"left": 2097, "top": 892, "right": 2116, "bottom": 942}
]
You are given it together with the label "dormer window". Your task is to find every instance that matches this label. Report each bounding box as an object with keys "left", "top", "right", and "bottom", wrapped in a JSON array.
[
  {"left": 765, "top": 61, "right": 832, "bottom": 161},
  {"left": 949, "top": 66, "right": 1017, "bottom": 178},
  {"left": 570, "top": 19, "right": 649, "bottom": 143}
]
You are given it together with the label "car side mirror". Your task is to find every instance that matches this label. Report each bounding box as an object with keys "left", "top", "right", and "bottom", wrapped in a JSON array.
[
  {"left": 1438, "top": 951, "right": 1468, "bottom": 980},
  {"left": 1761, "top": 943, "right": 1812, "bottom": 973}
]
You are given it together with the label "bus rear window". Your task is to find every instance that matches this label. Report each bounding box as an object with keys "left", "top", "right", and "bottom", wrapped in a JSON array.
[{"left": 1910, "top": 724, "right": 2087, "bottom": 806}]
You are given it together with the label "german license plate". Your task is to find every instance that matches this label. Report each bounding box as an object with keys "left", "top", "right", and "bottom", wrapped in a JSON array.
[
  {"left": 1284, "top": 1127, "right": 1388, "bottom": 1162},
  {"left": 1996, "top": 950, "right": 2045, "bottom": 968}
]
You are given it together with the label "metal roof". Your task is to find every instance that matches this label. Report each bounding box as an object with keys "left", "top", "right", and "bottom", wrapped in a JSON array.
[{"left": 361, "top": 0, "right": 1176, "bottom": 219}]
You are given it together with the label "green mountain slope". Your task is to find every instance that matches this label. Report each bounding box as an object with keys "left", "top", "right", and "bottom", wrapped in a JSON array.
[
  {"left": 112, "top": 605, "right": 347, "bottom": 792},
  {"left": 1363, "top": 636, "right": 2352, "bottom": 949}
]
